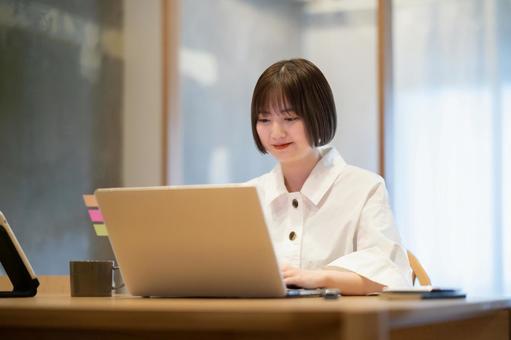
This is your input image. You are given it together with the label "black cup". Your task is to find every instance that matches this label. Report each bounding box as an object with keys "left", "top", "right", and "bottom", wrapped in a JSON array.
[{"left": 69, "top": 260, "right": 120, "bottom": 297}]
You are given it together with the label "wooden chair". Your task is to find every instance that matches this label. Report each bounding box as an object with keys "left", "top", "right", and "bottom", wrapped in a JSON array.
[{"left": 407, "top": 250, "right": 432, "bottom": 286}]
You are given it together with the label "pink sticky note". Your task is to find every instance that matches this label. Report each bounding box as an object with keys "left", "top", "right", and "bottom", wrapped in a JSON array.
[{"left": 88, "top": 209, "right": 104, "bottom": 223}]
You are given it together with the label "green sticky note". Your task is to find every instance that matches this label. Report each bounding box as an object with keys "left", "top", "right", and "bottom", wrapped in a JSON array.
[{"left": 93, "top": 224, "right": 108, "bottom": 237}]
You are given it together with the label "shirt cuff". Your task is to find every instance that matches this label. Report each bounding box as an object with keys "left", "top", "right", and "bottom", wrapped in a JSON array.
[{"left": 325, "top": 247, "right": 413, "bottom": 288}]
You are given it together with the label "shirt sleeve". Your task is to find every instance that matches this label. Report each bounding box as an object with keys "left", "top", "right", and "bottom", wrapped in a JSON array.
[{"left": 325, "top": 181, "right": 413, "bottom": 288}]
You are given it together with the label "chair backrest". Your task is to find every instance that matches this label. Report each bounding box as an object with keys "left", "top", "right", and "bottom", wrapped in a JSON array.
[{"left": 407, "top": 250, "right": 432, "bottom": 286}]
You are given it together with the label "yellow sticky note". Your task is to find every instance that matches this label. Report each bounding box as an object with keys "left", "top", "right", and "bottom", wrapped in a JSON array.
[
  {"left": 93, "top": 224, "right": 108, "bottom": 237},
  {"left": 83, "top": 194, "right": 98, "bottom": 207}
]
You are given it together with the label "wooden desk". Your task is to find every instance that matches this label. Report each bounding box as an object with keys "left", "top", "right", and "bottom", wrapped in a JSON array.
[{"left": 0, "top": 293, "right": 509, "bottom": 340}]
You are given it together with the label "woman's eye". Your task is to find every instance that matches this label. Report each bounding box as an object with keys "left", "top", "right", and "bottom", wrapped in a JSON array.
[
  {"left": 257, "top": 118, "right": 270, "bottom": 123},
  {"left": 285, "top": 117, "right": 299, "bottom": 122}
]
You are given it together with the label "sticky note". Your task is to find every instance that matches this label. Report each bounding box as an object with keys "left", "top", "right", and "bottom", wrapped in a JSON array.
[
  {"left": 88, "top": 209, "right": 104, "bottom": 223},
  {"left": 93, "top": 224, "right": 108, "bottom": 236},
  {"left": 83, "top": 195, "right": 98, "bottom": 207}
]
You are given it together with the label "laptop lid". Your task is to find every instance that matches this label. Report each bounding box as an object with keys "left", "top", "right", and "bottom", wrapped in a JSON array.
[{"left": 95, "top": 185, "right": 286, "bottom": 298}]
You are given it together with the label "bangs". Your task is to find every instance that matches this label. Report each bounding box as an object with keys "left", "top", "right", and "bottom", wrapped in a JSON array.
[{"left": 252, "top": 70, "right": 303, "bottom": 116}]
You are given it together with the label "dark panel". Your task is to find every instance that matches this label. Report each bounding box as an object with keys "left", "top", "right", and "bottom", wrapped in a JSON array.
[{"left": 0, "top": 0, "right": 123, "bottom": 274}]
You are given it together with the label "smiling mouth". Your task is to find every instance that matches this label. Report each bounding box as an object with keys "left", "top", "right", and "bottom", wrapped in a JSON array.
[{"left": 273, "top": 142, "right": 292, "bottom": 150}]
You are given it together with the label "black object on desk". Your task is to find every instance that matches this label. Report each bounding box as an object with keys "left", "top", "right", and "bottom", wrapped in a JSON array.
[
  {"left": 0, "top": 211, "right": 39, "bottom": 297},
  {"left": 380, "top": 288, "right": 466, "bottom": 300}
]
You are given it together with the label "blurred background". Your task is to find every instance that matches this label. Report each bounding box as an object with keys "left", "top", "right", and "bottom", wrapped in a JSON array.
[{"left": 0, "top": 0, "right": 509, "bottom": 297}]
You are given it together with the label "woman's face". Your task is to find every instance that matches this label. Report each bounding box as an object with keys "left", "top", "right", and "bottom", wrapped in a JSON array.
[{"left": 256, "top": 99, "right": 314, "bottom": 165}]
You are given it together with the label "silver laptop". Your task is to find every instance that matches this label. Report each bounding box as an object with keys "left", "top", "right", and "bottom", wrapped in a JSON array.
[{"left": 95, "top": 185, "right": 287, "bottom": 298}]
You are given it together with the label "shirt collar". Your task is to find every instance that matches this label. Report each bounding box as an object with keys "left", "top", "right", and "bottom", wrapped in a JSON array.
[
  {"left": 302, "top": 146, "right": 346, "bottom": 205},
  {"left": 265, "top": 146, "right": 346, "bottom": 206},
  {"left": 264, "top": 164, "right": 288, "bottom": 204}
]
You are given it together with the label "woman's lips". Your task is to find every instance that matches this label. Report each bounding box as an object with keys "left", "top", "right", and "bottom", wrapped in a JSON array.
[{"left": 273, "top": 142, "right": 292, "bottom": 150}]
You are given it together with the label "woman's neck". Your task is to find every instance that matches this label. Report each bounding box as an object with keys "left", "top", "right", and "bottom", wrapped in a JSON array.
[{"left": 281, "top": 149, "right": 321, "bottom": 193}]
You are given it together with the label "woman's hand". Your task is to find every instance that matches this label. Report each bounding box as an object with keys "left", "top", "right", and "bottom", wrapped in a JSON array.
[
  {"left": 281, "top": 264, "right": 326, "bottom": 289},
  {"left": 281, "top": 263, "right": 385, "bottom": 295}
]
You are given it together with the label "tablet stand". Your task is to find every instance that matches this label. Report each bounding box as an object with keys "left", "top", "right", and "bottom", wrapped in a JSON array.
[{"left": 0, "top": 224, "right": 39, "bottom": 297}]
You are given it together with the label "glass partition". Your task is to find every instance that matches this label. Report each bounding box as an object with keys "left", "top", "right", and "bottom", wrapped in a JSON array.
[{"left": 177, "top": 0, "right": 378, "bottom": 185}]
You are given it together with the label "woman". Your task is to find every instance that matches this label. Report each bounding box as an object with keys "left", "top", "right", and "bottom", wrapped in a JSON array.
[{"left": 248, "top": 58, "right": 412, "bottom": 295}]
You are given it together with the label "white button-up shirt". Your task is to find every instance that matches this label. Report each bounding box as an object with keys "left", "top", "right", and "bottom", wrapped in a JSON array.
[{"left": 248, "top": 146, "right": 412, "bottom": 288}]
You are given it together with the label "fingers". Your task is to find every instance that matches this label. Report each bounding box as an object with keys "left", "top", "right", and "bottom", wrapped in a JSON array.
[
  {"left": 282, "top": 266, "right": 302, "bottom": 287},
  {"left": 282, "top": 269, "right": 323, "bottom": 289},
  {"left": 284, "top": 277, "right": 299, "bottom": 286}
]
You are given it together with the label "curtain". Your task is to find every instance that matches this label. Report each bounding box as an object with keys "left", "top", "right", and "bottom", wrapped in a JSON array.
[{"left": 391, "top": 0, "right": 510, "bottom": 295}]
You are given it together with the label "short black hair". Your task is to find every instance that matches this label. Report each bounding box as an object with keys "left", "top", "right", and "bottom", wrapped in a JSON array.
[{"left": 251, "top": 58, "right": 337, "bottom": 153}]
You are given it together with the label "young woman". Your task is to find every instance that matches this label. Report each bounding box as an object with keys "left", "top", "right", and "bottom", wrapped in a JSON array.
[{"left": 248, "top": 58, "right": 412, "bottom": 295}]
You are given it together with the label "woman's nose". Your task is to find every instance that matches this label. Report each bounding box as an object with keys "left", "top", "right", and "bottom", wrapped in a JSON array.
[{"left": 271, "top": 121, "right": 286, "bottom": 139}]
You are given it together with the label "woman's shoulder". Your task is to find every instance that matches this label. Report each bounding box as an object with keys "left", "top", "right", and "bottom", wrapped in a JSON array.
[
  {"left": 321, "top": 146, "right": 384, "bottom": 186},
  {"left": 343, "top": 164, "right": 384, "bottom": 182},
  {"left": 336, "top": 163, "right": 386, "bottom": 192},
  {"left": 328, "top": 163, "right": 390, "bottom": 207}
]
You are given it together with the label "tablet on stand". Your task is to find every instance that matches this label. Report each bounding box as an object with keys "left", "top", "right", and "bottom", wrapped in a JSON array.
[{"left": 0, "top": 211, "right": 39, "bottom": 297}]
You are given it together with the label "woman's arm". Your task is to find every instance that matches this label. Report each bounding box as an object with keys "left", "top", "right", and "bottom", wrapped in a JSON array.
[
  {"left": 282, "top": 265, "right": 384, "bottom": 295},
  {"left": 318, "top": 181, "right": 412, "bottom": 290}
]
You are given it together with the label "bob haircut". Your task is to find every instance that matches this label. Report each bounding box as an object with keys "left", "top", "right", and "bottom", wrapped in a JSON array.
[{"left": 251, "top": 58, "right": 337, "bottom": 153}]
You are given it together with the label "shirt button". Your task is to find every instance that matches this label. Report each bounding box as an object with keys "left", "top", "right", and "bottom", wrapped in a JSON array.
[
  {"left": 292, "top": 199, "right": 298, "bottom": 208},
  {"left": 289, "top": 231, "right": 297, "bottom": 241}
]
